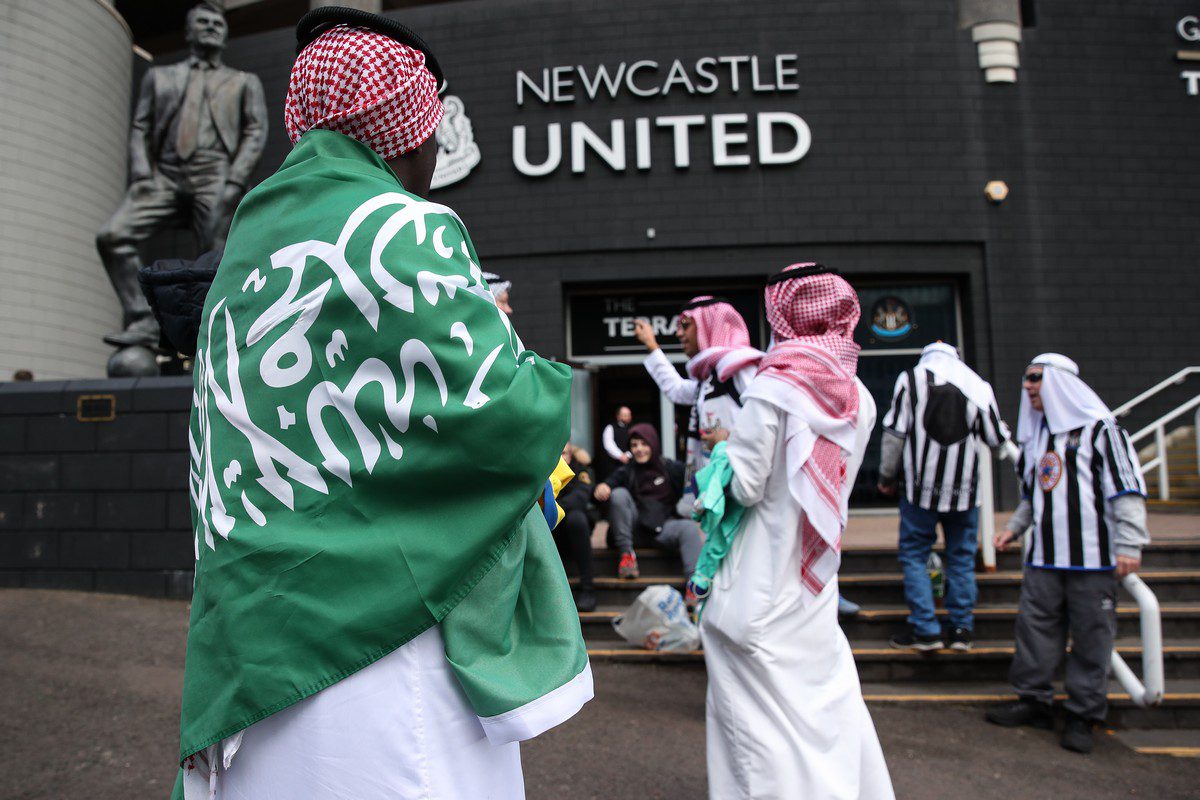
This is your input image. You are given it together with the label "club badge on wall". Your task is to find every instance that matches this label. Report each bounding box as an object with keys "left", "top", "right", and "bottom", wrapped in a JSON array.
[
  {"left": 431, "top": 87, "right": 481, "bottom": 190},
  {"left": 869, "top": 296, "right": 913, "bottom": 341}
]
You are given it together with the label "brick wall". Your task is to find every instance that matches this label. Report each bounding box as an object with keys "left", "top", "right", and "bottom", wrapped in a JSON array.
[{"left": 0, "top": 378, "right": 194, "bottom": 597}]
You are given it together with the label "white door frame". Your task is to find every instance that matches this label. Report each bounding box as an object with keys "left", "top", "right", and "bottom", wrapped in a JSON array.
[{"left": 574, "top": 352, "right": 687, "bottom": 461}]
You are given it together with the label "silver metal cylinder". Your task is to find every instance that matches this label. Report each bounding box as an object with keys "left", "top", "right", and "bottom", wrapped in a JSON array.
[{"left": 0, "top": 1, "right": 132, "bottom": 379}]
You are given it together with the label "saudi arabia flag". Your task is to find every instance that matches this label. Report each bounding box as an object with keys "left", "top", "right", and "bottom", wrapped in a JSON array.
[{"left": 173, "top": 130, "right": 589, "bottom": 789}]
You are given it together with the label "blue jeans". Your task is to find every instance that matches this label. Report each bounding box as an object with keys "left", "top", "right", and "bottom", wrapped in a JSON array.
[{"left": 898, "top": 498, "right": 979, "bottom": 637}]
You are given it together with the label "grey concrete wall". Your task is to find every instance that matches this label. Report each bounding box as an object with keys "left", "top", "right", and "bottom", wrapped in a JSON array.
[{"left": 0, "top": 1, "right": 130, "bottom": 380}]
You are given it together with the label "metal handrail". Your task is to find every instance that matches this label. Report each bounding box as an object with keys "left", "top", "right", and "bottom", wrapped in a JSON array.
[
  {"left": 1127, "top": 394, "right": 1200, "bottom": 501},
  {"left": 1112, "top": 366, "right": 1200, "bottom": 418},
  {"left": 1106, "top": 366, "right": 1200, "bottom": 501},
  {"left": 1103, "top": 373, "right": 1192, "bottom": 708},
  {"left": 1110, "top": 573, "right": 1165, "bottom": 707},
  {"left": 1128, "top": 393, "right": 1200, "bottom": 444},
  {"left": 977, "top": 440, "right": 1021, "bottom": 571}
]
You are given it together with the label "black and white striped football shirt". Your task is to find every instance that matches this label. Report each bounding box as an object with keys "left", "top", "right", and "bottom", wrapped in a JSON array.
[
  {"left": 882, "top": 367, "right": 1009, "bottom": 512},
  {"left": 1018, "top": 418, "right": 1146, "bottom": 570}
]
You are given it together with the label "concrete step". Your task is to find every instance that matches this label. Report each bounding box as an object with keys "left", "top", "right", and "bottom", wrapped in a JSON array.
[
  {"left": 833, "top": 544, "right": 1200, "bottom": 573},
  {"left": 835, "top": 568, "right": 1200, "bottom": 606},
  {"left": 1111, "top": 728, "right": 1200, "bottom": 757},
  {"left": 572, "top": 568, "right": 1200, "bottom": 607},
  {"left": 579, "top": 603, "right": 1200, "bottom": 642},
  {"left": 1146, "top": 500, "right": 1200, "bottom": 513},
  {"left": 585, "top": 638, "right": 1200, "bottom": 683},
  {"left": 572, "top": 544, "right": 1200, "bottom": 582},
  {"left": 858, "top": 680, "right": 1200, "bottom": 730},
  {"left": 840, "top": 603, "right": 1200, "bottom": 641}
]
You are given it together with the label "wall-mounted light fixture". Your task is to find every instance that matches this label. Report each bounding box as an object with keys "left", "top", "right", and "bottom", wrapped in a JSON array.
[
  {"left": 959, "top": 0, "right": 1023, "bottom": 84},
  {"left": 985, "top": 180, "right": 1010, "bottom": 203}
]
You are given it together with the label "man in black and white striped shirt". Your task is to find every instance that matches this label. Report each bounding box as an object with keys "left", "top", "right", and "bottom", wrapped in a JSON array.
[
  {"left": 986, "top": 353, "right": 1149, "bottom": 754},
  {"left": 878, "top": 342, "right": 1010, "bottom": 652}
]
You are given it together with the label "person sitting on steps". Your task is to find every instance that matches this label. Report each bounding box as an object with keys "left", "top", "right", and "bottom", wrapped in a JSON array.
[
  {"left": 557, "top": 443, "right": 599, "bottom": 612},
  {"left": 593, "top": 424, "right": 703, "bottom": 585}
]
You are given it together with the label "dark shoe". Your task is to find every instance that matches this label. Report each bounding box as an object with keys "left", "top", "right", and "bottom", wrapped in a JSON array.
[
  {"left": 986, "top": 698, "right": 1054, "bottom": 729},
  {"left": 947, "top": 626, "right": 973, "bottom": 652},
  {"left": 617, "top": 551, "right": 639, "bottom": 580},
  {"left": 104, "top": 319, "right": 159, "bottom": 348},
  {"left": 575, "top": 588, "right": 597, "bottom": 613},
  {"left": 1060, "top": 714, "right": 1095, "bottom": 754},
  {"left": 889, "top": 629, "right": 944, "bottom": 651}
]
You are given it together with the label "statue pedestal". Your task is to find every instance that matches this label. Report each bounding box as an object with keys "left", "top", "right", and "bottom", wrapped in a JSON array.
[{"left": 107, "top": 346, "right": 161, "bottom": 378}]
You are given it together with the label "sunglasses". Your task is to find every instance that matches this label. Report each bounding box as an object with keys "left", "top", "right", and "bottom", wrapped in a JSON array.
[{"left": 1023, "top": 372, "right": 1043, "bottom": 384}]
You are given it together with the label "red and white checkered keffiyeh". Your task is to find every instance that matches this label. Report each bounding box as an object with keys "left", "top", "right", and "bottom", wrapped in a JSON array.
[
  {"left": 681, "top": 297, "right": 764, "bottom": 382},
  {"left": 285, "top": 25, "right": 444, "bottom": 160},
  {"left": 747, "top": 263, "right": 861, "bottom": 598}
]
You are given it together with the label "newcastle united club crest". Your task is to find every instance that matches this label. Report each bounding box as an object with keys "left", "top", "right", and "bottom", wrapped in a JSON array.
[
  {"left": 869, "top": 296, "right": 913, "bottom": 341},
  {"left": 1038, "top": 451, "right": 1063, "bottom": 492},
  {"left": 431, "top": 86, "right": 481, "bottom": 190}
]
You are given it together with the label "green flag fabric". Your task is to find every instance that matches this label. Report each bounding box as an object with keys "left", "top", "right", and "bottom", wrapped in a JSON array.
[
  {"left": 177, "top": 130, "right": 587, "bottom": 766},
  {"left": 690, "top": 441, "right": 746, "bottom": 620}
]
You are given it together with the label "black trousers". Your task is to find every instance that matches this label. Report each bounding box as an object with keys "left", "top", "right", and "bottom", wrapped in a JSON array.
[
  {"left": 1010, "top": 567, "right": 1117, "bottom": 721},
  {"left": 553, "top": 509, "right": 594, "bottom": 590}
]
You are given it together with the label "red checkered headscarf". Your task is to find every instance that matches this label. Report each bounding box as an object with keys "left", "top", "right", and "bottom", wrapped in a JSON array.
[
  {"left": 746, "top": 263, "right": 861, "bottom": 600},
  {"left": 680, "top": 297, "right": 763, "bottom": 382},
  {"left": 285, "top": 25, "right": 444, "bottom": 160}
]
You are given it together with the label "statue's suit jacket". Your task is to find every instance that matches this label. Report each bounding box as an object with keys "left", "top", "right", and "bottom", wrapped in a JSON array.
[{"left": 129, "top": 59, "right": 267, "bottom": 189}]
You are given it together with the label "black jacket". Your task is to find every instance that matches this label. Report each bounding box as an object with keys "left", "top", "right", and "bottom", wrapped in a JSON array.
[
  {"left": 603, "top": 458, "right": 686, "bottom": 530},
  {"left": 559, "top": 463, "right": 598, "bottom": 523},
  {"left": 138, "top": 250, "right": 221, "bottom": 357}
]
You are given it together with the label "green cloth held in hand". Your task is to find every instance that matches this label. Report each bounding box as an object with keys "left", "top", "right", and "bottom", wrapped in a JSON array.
[{"left": 690, "top": 441, "right": 745, "bottom": 610}]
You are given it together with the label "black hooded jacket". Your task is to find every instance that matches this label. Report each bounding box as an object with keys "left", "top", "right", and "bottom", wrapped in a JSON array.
[{"left": 603, "top": 423, "right": 686, "bottom": 530}]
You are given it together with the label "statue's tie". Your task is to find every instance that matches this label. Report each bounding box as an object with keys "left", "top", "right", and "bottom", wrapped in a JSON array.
[{"left": 176, "top": 64, "right": 207, "bottom": 161}]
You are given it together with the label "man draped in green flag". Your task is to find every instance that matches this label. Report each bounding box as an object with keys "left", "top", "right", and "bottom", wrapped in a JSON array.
[{"left": 173, "top": 9, "right": 591, "bottom": 798}]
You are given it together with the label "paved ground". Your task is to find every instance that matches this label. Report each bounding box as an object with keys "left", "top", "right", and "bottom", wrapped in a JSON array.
[{"left": 2, "top": 589, "right": 1198, "bottom": 800}]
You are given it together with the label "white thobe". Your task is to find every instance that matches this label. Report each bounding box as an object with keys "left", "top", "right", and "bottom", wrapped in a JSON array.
[
  {"left": 195, "top": 626, "right": 525, "bottom": 800},
  {"left": 700, "top": 383, "right": 895, "bottom": 800}
]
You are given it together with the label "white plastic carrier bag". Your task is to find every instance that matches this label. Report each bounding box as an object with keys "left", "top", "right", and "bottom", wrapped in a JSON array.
[{"left": 612, "top": 585, "right": 701, "bottom": 652}]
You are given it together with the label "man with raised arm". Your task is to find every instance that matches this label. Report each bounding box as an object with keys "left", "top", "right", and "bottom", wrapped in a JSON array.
[
  {"left": 634, "top": 299, "right": 762, "bottom": 484},
  {"left": 173, "top": 10, "right": 589, "bottom": 798}
]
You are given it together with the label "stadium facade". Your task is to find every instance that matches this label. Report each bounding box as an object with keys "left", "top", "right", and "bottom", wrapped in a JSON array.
[{"left": 3, "top": 0, "right": 1198, "bottom": 505}]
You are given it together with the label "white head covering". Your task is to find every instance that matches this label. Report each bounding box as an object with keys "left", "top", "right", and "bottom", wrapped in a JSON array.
[
  {"left": 918, "top": 342, "right": 997, "bottom": 412},
  {"left": 1015, "top": 353, "right": 1113, "bottom": 478},
  {"left": 482, "top": 271, "right": 511, "bottom": 300}
]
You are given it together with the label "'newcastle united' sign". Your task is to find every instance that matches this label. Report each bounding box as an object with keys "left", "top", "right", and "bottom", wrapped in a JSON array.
[{"left": 513, "top": 54, "right": 811, "bottom": 178}]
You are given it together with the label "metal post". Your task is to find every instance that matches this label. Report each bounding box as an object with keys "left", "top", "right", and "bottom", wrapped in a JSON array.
[
  {"left": 1109, "top": 573, "right": 1164, "bottom": 707},
  {"left": 1155, "top": 426, "right": 1169, "bottom": 501},
  {"left": 660, "top": 393, "right": 676, "bottom": 461},
  {"left": 977, "top": 443, "right": 997, "bottom": 572},
  {"left": 1194, "top": 407, "right": 1200, "bottom": 478}
]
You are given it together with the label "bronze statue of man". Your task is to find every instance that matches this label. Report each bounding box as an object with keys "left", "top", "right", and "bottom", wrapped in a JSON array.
[{"left": 97, "top": 2, "right": 267, "bottom": 348}]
